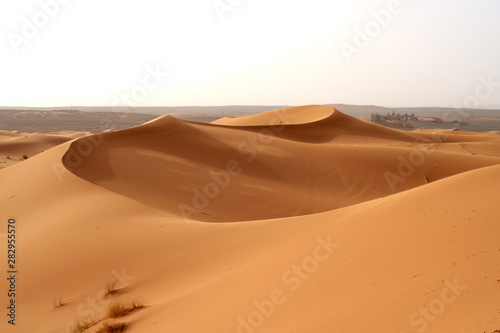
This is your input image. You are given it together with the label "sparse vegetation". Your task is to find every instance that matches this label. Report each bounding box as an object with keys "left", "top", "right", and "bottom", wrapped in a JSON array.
[
  {"left": 22, "top": 154, "right": 28, "bottom": 159},
  {"left": 107, "top": 299, "right": 142, "bottom": 318},
  {"left": 67, "top": 280, "right": 143, "bottom": 333},
  {"left": 96, "top": 321, "right": 127, "bottom": 333},
  {"left": 53, "top": 297, "right": 65, "bottom": 309},
  {"left": 68, "top": 316, "right": 99, "bottom": 333},
  {"left": 104, "top": 279, "right": 118, "bottom": 298}
]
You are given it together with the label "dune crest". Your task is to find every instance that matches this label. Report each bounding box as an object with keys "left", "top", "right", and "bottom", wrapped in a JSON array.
[
  {"left": 61, "top": 106, "right": 500, "bottom": 222},
  {"left": 211, "top": 105, "right": 335, "bottom": 126}
]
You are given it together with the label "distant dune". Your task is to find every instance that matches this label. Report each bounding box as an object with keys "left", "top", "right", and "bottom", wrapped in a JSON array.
[
  {"left": 0, "top": 109, "right": 158, "bottom": 133},
  {"left": 0, "top": 105, "right": 499, "bottom": 333},
  {"left": 0, "top": 131, "right": 81, "bottom": 169}
]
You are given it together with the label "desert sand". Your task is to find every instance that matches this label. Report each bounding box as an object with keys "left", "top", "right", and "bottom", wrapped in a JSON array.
[
  {"left": 0, "top": 105, "right": 499, "bottom": 333},
  {"left": 0, "top": 131, "right": 84, "bottom": 170}
]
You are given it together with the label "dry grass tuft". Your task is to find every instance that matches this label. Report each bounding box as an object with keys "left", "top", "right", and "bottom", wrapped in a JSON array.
[
  {"left": 67, "top": 286, "right": 143, "bottom": 333},
  {"left": 68, "top": 316, "right": 99, "bottom": 333},
  {"left": 96, "top": 321, "right": 127, "bottom": 333},
  {"left": 104, "top": 279, "right": 118, "bottom": 298},
  {"left": 107, "top": 298, "right": 143, "bottom": 318},
  {"left": 53, "top": 297, "right": 65, "bottom": 309}
]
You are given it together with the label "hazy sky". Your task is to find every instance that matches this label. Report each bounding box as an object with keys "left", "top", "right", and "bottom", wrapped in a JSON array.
[{"left": 1, "top": 0, "right": 500, "bottom": 107}]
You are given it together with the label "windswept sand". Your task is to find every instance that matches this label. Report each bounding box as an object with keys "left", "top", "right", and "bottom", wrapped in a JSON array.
[
  {"left": 0, "top": 105, "right": 499, "bottom": 333},
  {"left": 0, "top": 131, "right": 84, "bottom": 169}
]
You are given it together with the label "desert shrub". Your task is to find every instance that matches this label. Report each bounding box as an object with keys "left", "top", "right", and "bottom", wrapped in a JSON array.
[
  {"left": 96, "top": 321, "right": 127, "bottom": 333},
  {"left": 107, "top": 299, "right": 142, "bottom": 318},
  {"left": 104, "top": 279, "right": 117, "bottom": 298}
]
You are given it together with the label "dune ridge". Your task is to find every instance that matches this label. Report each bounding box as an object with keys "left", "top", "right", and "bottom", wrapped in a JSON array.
[{"left": 62, "top": 106, "right": 500, "bottom": 221}]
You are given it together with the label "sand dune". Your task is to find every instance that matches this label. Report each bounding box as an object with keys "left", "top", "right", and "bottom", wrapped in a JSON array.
[
  {"left": 0, "top": 131, "right": 82, "bottom": 169},
  {"left": 211, "top": 105, "right": 336, "bottom": 126},
  {"left": 0, "top": 105, "right": 499, "bottom": 333},
  {"left": 63, "top": 106, "right": 500, "bottom": 221}
]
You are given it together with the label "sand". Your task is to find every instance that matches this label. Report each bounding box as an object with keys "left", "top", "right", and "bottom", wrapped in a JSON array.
[
  {"left": 0, "top": 105, "right": 499, "bottom": 333},
  {"left": 0, "top": 131, "right": 84, "bottom": 169}
]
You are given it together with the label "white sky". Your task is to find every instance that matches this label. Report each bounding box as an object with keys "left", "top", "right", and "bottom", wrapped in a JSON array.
[{"left": 1, "top": 0, "right": 499, "bottom": 107}]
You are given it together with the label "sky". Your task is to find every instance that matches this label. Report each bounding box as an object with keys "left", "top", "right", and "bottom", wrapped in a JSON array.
[{"left": 1, "top": 0, "right": 500, "bottom": 108}]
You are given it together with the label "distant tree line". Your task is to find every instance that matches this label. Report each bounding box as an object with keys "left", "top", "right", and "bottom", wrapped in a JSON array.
[{"left": 370, "top": 111, "right": 417, "bottom": 124}]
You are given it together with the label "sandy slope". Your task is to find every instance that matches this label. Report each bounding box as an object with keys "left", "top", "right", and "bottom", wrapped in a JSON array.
[
  {"left": 0, "top": 131, "right": 82, "bottom": 169},
  {"left": 0, "top": 105, "right": 499, "bottom": 333},
  {"left": 63, "top": 106, "right": 500, "bottom": 222}
]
